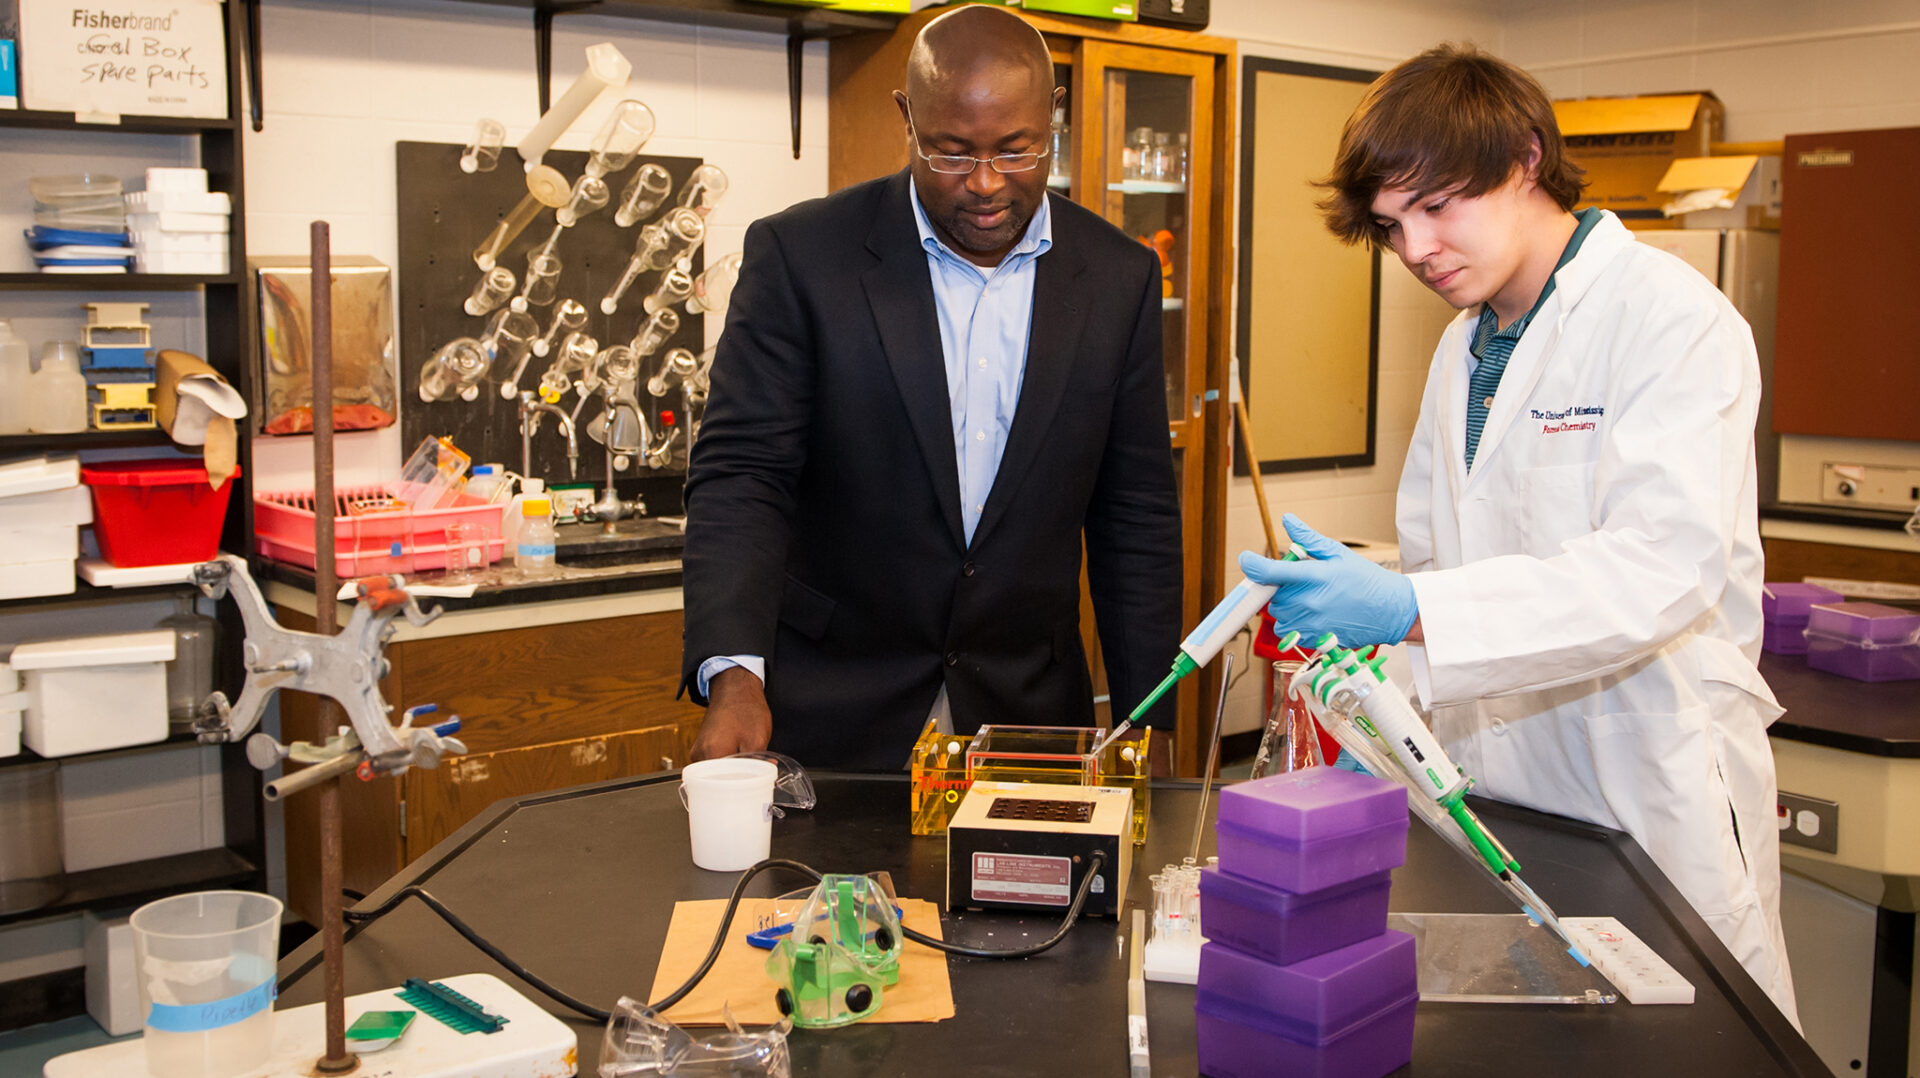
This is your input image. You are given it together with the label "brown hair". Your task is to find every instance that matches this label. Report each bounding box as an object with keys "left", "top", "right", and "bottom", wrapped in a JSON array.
[{"left": 1318, "top": 43, "right": 1585, "bottom": 247}]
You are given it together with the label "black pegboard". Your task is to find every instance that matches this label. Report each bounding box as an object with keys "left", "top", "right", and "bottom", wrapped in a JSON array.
[{"left": 395, "top": 141, "right": 704, "bottom": 509}]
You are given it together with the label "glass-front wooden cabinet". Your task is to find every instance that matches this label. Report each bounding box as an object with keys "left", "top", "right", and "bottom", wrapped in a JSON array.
[{"left": 831, "top": 15, "right": 1234, "bottom": 774}]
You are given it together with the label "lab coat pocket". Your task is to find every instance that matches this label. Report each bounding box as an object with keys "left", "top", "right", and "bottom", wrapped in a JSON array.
[
  {"left": 1588, "top": 706, "right": 1751, "bottom": 919},
  {"left": 1518, "top": 461, "right": 1598, "bottom": 555},
  {"left": 778, "top": 574, "right": 837, "bottom": 642}
]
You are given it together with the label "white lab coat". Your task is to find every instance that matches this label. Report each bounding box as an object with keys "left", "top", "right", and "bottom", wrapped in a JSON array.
[{"left": 1397, "top": 211, "right": 1798, "bottom": 1023}]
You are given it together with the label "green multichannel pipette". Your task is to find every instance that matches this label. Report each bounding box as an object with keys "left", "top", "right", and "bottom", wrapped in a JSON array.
[
  {"left": 1125, "top": 543, "right": 1311, "bottom": 725},
  {"left": 1292, "top": 631, "right": 1589, "bottom": 966}
]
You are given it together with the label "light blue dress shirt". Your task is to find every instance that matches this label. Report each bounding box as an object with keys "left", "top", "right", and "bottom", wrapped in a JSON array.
[{"left": 698, "top": 183, "right": 1055, "bottom": 696}]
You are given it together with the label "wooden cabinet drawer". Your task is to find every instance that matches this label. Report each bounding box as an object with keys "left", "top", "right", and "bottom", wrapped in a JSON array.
[{"left": 403, "top": 724, "right": 692, "bottom": 861}]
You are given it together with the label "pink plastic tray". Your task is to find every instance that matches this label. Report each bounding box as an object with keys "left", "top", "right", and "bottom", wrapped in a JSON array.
[{"left": 254, "top": 485, "right": 506, "bottom": 575}]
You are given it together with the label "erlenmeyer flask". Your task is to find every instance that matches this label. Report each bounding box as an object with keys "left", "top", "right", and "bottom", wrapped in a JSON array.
[
  {"left": 1248, "top": 660, "right": 1324, "bottom": 779},
  {"left": 585, "top": 99, "right": 656, "bottom": 178}
]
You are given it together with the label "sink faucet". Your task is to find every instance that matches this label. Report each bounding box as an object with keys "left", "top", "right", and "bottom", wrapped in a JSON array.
[
  {"left": 591, "top": 392, "right": 651, "bottom": 525},
  {"left": 518, "top": 390, "right": 578, "bottom": 481}
]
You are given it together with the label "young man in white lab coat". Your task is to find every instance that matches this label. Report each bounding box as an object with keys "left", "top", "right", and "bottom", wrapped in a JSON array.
[{"left": 1240, "top": 44, "right": 1798, "bottom": 1023}]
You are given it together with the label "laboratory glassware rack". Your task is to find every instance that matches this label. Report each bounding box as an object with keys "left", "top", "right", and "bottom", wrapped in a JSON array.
[
  {"left": 829, "top": 12, "right": 1236, "bottom": 776},
  {"left": 0, "top": 0, "right": 266, "bottom": 1030}
]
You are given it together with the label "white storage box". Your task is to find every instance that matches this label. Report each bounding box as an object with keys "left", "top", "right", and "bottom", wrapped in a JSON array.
[
  {"left": 0, "top": 455, "right": 81, "bottom": 499},
  {"left": 138, "top": 167, "right": 209, "bottom": 193},
  {"left": 0, "top": 525, "right": 81, "bottom": 565},
  {"left": 11, "top": 631, "right": 173, "bottom": 757},
  {"left": 130, "top": 231, "right": 231, "bottom": 254},
  {"left": 125, "top": 211, "right": 228, "bottom": 234},
  {"left": 0, "top": 484, "right": 92, "bottom": 530},
  {"left": 134, "top": 250, "right": 229, "bottom": 274},
  {"left": 0, "top": 558, "right": 78, "bottom": 600},
  {"left": 0, "top": 662, "right": 25, "bottom": 757},
  {"left": 83, "top": 911, "right": 141, "bottom": 1036},
  {"left": 124, "top": 190, "right": 231, "bottom": 215}
]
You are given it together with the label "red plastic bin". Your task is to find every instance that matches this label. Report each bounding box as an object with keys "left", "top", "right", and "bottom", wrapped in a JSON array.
[{"left": 80, "top": 459, "right": 240, "bottom": 568}]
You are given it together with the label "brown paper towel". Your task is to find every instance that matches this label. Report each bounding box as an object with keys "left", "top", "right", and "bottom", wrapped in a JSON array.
[
  {"left": 155, "top": 349, "right": 243, "bottom": 489},
  {"left": 646, "top": 897, "right": 955, "bottom": 1026}
]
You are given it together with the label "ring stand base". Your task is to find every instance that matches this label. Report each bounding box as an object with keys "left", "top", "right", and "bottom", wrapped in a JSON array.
[{"left": 44, "top": 973, "right": 577, "bottom": 1078}]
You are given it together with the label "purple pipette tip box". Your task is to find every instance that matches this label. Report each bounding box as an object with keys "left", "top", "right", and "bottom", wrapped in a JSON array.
[
  {"left": 1215, "top": 767, "right": 1408, "bottom": 893},
  {"left": 1199, "top": 865, "right": 1392, "bottom": 966},
  {"left": 1196, "top": 932, "right": 1418, "bottom": 1078},
  {"left": 1760, "top": 582, "right": 1843, "bottom": 655},
  {"left": 1804, "top": 601, "right": 1920, "bottom": 682}
]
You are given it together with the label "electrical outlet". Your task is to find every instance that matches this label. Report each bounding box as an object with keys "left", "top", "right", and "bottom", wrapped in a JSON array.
[{"left": 1777, "top": 791, "right": 1839, "bottom": 854}]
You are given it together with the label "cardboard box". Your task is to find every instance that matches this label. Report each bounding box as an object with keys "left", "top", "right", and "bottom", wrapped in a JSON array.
[
  {"left": 1657, "top": 154, "right": 1781, "bottom": 230},
  {"left": 1554, "top": 92, "right": 1724, "bottom": 221}
]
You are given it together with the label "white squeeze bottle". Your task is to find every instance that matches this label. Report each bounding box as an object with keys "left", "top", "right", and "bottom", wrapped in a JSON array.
[
  {"left": 28, "top": 339, "right": 88, "bottom": 434},
  {"left": 504, "top": 477, "right": 546, "bottom": 558},
  {"left": 0, "top": 321, "right": 29, "bottom": 434},
  {"left": 514, "top": 495, "right": 557, "bottom": 576}
]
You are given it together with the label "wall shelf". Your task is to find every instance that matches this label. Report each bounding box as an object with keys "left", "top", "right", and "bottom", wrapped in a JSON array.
[
  {"left": 0, "top": 732, "right": 210, "bottom": 774},
  {"left": 0, "top": 109, "right": 238, "bottom": 136},
  {"left": 454, "top": 0, "right": 899, "bottom": 158},
  {"left": 0, "top": 848, "right": 259, "bottom": 930},
  {"left": 0, "top": 429, "right": 176, "bottom": 452},
  {"left": 0, "top": 273, "right": 241, "bottom": 291}
]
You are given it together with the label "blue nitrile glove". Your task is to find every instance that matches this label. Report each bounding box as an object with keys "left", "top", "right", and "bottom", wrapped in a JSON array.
[
  {"left": 1239, "top": 514, "right": 1419, "bottom": 647},
  {"left": 1333, "top": 748, "right": 1366, "bottom": 773}
]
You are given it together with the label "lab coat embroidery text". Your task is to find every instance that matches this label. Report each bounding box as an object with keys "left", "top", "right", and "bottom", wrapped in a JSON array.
[{"left": 1532, "top": 404, "right": 1603, "bottom": 435}]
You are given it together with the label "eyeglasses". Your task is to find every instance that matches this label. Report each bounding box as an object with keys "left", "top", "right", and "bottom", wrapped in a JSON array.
[{"left": 906, "top": 102, "right": 1049, "bottom": 175}]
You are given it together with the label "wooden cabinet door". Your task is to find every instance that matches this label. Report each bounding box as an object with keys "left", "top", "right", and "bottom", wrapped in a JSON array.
[{"left": 403, "top": 724, "right": 690, "bottom": 861}]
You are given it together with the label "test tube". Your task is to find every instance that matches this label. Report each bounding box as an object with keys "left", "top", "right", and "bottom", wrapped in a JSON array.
[
  {"left": 585, "top": 99, "right": 656, "bottom": 179},
  {"left": 517, "top": 42, "right": 632, "bottom": 173},
  {"left": 460, "top": 118, "right": 506, "bottom": 174},
  {"left": 646, "top": 206, "right": 706, "bottom": 271},
  {"left": 631, "top": 308, "right": 679, "bottom": 359},
  {"left": 512, "top": 252, "right": 563, "bottom": 312},
  {"left": 614, "top": 163, "right": 673, "bottom": 228},
  {"left": 646, "top": 346, "right": 697, "bottom": 397},
  {"left": 675, "top": 163, "right": 730, "bottom": 217},
  {"left": 532, "top": 299, "right": 588, "bottom": 358},
  {"left": 555, "top": 174, "right": 611, "bottom": 228},
  {"left": 464, "top": 265, "right": 516, "bottom": 316},
  {"left": 418, "top": 337, "right": 489, "bottom": 402},
  {"left": 642, "top": 266, "right": 693, "bottom": 315},
  {"left": 685, "top": 251, "right": 743, "bottom": 315}
]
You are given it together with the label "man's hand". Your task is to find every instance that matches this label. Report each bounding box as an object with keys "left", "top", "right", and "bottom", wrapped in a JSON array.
[
  {"left": 689, "top": 666, "right": 773, "bottom": 762},
  {"left": 1239, "top": 514, "right": 1419, "bottom": 647}
]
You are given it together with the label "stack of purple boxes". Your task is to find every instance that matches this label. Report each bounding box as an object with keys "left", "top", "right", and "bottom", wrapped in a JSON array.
[
  {"left": 1194, "top": 767, "right": 1417, "bottom": 1078},
  {"left": 1763, "top": 582, "right": 1920, "bottom": 682}
]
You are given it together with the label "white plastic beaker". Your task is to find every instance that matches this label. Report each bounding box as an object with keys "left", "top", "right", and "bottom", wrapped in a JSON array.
[
  {"left": 130, "top": 890, "right": 283, "bottom": 1078},
  {"left": 679, "top": 757, "right": 776, "bottom": 871}
]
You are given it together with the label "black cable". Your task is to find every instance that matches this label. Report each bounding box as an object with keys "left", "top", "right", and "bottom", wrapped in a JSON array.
[
  {"left": 336, "top": 883, "right": 617, "bottom": 1023},
  {"left": 901, "top": 849, "right": 1106, "bottom": 959},
  {"left": 321, "top": 850, "right": 1108, "bottom": 1024},
  {"left": 646, "top": 858, "right": 823, "bottom": 1013}
]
